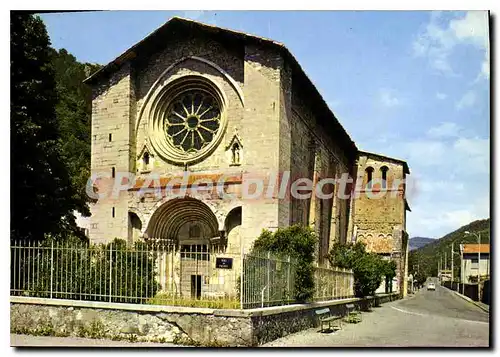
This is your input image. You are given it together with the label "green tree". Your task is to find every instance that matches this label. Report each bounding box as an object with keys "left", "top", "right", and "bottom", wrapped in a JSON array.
[
  {"left": 11, "top": 13, "right": 81, "bottom": 241},
  {"left": 251, "top": 225, "right": 317, "bottom": 302},
  {"left": 50, "top": 48, "right": 101, "bottom": 217},
  {"left": 328, "top": 241, "right": 395, "bottom": 297}
]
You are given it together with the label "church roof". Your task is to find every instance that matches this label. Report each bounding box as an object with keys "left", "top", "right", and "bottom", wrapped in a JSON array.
[{"left": 83, "top": 16, "right": 357, "bottom": 159}]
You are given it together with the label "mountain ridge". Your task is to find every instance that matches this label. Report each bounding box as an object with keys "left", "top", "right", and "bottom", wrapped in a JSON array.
[{"left": 409, "top": 237, "right": 434, "bottom": 251}]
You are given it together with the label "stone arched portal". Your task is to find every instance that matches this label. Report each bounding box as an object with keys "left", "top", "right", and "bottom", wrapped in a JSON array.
[
  {"left": 145, "top": 197, "right": 223, "bottom": 299},
  {"left": 145, "top": 197, "right": 219, "bottom": 243}
]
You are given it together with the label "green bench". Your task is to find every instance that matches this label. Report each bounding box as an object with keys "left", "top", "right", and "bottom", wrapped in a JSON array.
[
  {"left": 315, "top": 308, "right": 342, "bottom": 332},
  {"left": 345, "top": 303, "right": 362, "bottom": 323}
]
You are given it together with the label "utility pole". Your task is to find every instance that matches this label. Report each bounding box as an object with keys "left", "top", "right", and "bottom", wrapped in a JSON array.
[
  {"left": 451, "top": 242, "right": 454, "bottom": 283},
  {"left": 478, "top": 232, "right": 481, "bottom": 302},
  {"left": 438, "top": 256, "right": 441, "bottom": 283}
]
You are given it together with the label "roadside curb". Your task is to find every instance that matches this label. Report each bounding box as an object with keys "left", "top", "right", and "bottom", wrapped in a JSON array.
[{"left": 452, "top": 291, "right": 489, "bottom": 313}]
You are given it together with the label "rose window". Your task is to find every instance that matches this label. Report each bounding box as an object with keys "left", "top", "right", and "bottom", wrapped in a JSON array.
[
  {"left": 147, "top": 76, "right": 227, "bottom": 165},
  {"left": 164, "top": 91, "right": 221, "bottom": 153}
]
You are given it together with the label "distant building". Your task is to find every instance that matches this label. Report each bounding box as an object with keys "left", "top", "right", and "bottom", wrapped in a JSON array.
[{"left": 460, "top": 243, "right": 490, "bottom": 283}]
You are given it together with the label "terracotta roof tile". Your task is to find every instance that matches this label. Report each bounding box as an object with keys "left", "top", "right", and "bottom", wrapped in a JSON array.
[{"left": 462, "top": 244, "right": 490, "bottom": 254}]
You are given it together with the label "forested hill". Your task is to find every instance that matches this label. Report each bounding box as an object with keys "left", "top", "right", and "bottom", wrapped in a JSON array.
[
  {"left": 409, "top": 237, "right": 434, "bottom": 251},
  {"left": 408, "top": 218, "right": 490, "bottom": 279}
]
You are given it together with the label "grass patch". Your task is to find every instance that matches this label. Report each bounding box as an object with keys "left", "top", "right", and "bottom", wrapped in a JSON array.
[{"left": 147, "top": 293, "right": 240, "bottom": 309}]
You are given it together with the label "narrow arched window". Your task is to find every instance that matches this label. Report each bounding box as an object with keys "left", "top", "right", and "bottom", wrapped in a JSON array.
[
  {"left": 143, "top": 152, "right": 150, "bottom": 166},
  {"left": 381, "top": 166, "right": 389, "bottom": 189},
  {"left": 365, "top": 167, "right": 374, "bottom": 189}
]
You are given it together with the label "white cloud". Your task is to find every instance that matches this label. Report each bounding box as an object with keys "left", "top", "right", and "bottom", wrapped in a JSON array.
[
  {"left": 413, "top": 11, "right": 489, "bottom": 79},
  {"left": 407, "top": 191, "right": 489, "bottom": 238},
  {"left": 379, "top": 88, "right": 400, "bottom": 107},
  {"left": 436, "top": 92, "right": 447, "bottom": 100},
  {"left": 454, "top": 136, "right": 489, "bottom": 155},
  {"left": 182, "top": 11, "right": 206, "bottom": 20},
  {"left": 403, "top": 140, "right": 447, "bottom": 166},
  {"left": 479, "top": 48, "right": 490, "bottom": 80},
  {"left": 456, "top": 90, "right": 477, "bottom": 110},
  {"left": 449, "top": 11, "right": 489, "bottom": 47},
  {"left": 427, "top": 122, "right": 460, "bottom": 138},
  {"left": 417, "top": 179, "right": 464, "bottom": 194},
  {"left": 453, "top": 137, "right": 489, "bottom": 174}
]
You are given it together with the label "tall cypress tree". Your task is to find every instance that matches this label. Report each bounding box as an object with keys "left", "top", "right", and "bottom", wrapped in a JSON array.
[{"left": 11, "top": 13, "right": 80, "bottom": 241}]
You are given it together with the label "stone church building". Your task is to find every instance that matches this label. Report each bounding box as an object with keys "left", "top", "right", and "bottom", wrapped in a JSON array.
[{"left": 85, "top": 17, "right": 411, "bottom": 298}]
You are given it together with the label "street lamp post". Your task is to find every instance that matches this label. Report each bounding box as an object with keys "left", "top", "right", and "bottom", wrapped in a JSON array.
[{"left": 451, "top": 241, "right": 454, "bottom": 286}]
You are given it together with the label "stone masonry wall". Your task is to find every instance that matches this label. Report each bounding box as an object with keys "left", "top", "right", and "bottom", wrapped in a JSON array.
[
  {"left": 89, "top": 30, "right": 290, "bottom": 251},
  {"left": 90, "top": 63, "right": 135, "bottom": 244},
  {"left": 351, "top": 156, "right": 406, "bottom": 252},
  {"left": 350, "top": 154, "right": 409, "bottom": 296},
  {"left": 11, "top": 294, "right": 398, "bottom": 346},
  {"left": 289, "top": 83, "right": 352, "bottom": 263}
]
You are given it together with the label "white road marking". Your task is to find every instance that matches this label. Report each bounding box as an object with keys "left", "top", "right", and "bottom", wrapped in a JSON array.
[
  {"left": 390, "top": 306, "right": 489, "bottom": 324},
  {"left": 391, "top": 306, "right": 427, "bottom": 317}
]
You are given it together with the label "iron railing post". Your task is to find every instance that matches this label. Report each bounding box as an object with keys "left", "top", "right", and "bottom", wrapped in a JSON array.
[
  {"left": 50, "top": 240, "right": 54, "bottom": 299},
  {"left": 267, "top": 251, "right": 271, "bottom": 305},
  {"left": 109, "top": 243, "right": 112, "bottom": 303},
  {"left": 240, "top": 247, "right": 244, "bottom": 309}
]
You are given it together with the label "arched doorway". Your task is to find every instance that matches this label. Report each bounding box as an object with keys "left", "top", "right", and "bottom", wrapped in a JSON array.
[
  {"left": 224, "top": 207, "right": 242, "bottom": 254},
  {"left": 145, "top": 197, "right": 220, "bottom": 298}
]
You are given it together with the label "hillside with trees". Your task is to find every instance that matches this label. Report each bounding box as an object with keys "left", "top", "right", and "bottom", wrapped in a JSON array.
[
  {"left": 11, "top": 13, "right": 101, "bottom": 242},
  {"left": 408, "top": 218, "right": 490, "bottom": 281},
  {"left": 409, "top": 237, "right": 434, "bottom": 251}
]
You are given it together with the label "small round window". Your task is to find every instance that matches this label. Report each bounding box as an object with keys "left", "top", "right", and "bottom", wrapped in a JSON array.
[{"left": 164, "top": 90, "right": 221, "bottom": 153}]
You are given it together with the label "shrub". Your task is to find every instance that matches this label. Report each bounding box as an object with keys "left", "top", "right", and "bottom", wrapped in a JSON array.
[
  {"left": 328, "top": 241, "right": 396, "bottom": 297},
  {"left": 16, "top": 236, "right": 159, "bottom": 303},
  {"left": 250, "top": 225, "right": 317, "bottom": 302}
]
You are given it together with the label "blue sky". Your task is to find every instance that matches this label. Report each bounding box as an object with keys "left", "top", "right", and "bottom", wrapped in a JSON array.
[{"left": 39, "top": 10, "right": 490, "bottom": 239}]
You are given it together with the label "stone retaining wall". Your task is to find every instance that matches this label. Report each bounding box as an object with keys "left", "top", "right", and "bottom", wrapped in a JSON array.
[{"left": 11, "top": 294, "right": 398, "bottom": 346}]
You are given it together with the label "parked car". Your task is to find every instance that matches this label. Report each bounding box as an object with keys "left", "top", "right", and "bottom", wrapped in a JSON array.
[{"left": 427, "top": 283, "right": 436, "bottom": 291}]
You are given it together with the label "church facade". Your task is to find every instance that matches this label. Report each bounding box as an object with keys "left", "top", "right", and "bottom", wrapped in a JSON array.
[{"left": 85, "top": 17, "right": 411, "bottom": 298}]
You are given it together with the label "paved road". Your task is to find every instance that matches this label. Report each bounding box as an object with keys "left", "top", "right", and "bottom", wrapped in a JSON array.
[
  {"left": 11, "top": 279, "right": 489, "bottom": 348},
  {"left": 264, "top": 280, "right": 490, "bottom": 347},
  {"left": 10, "top": 334, "right": 180, "bottom": 347}
]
